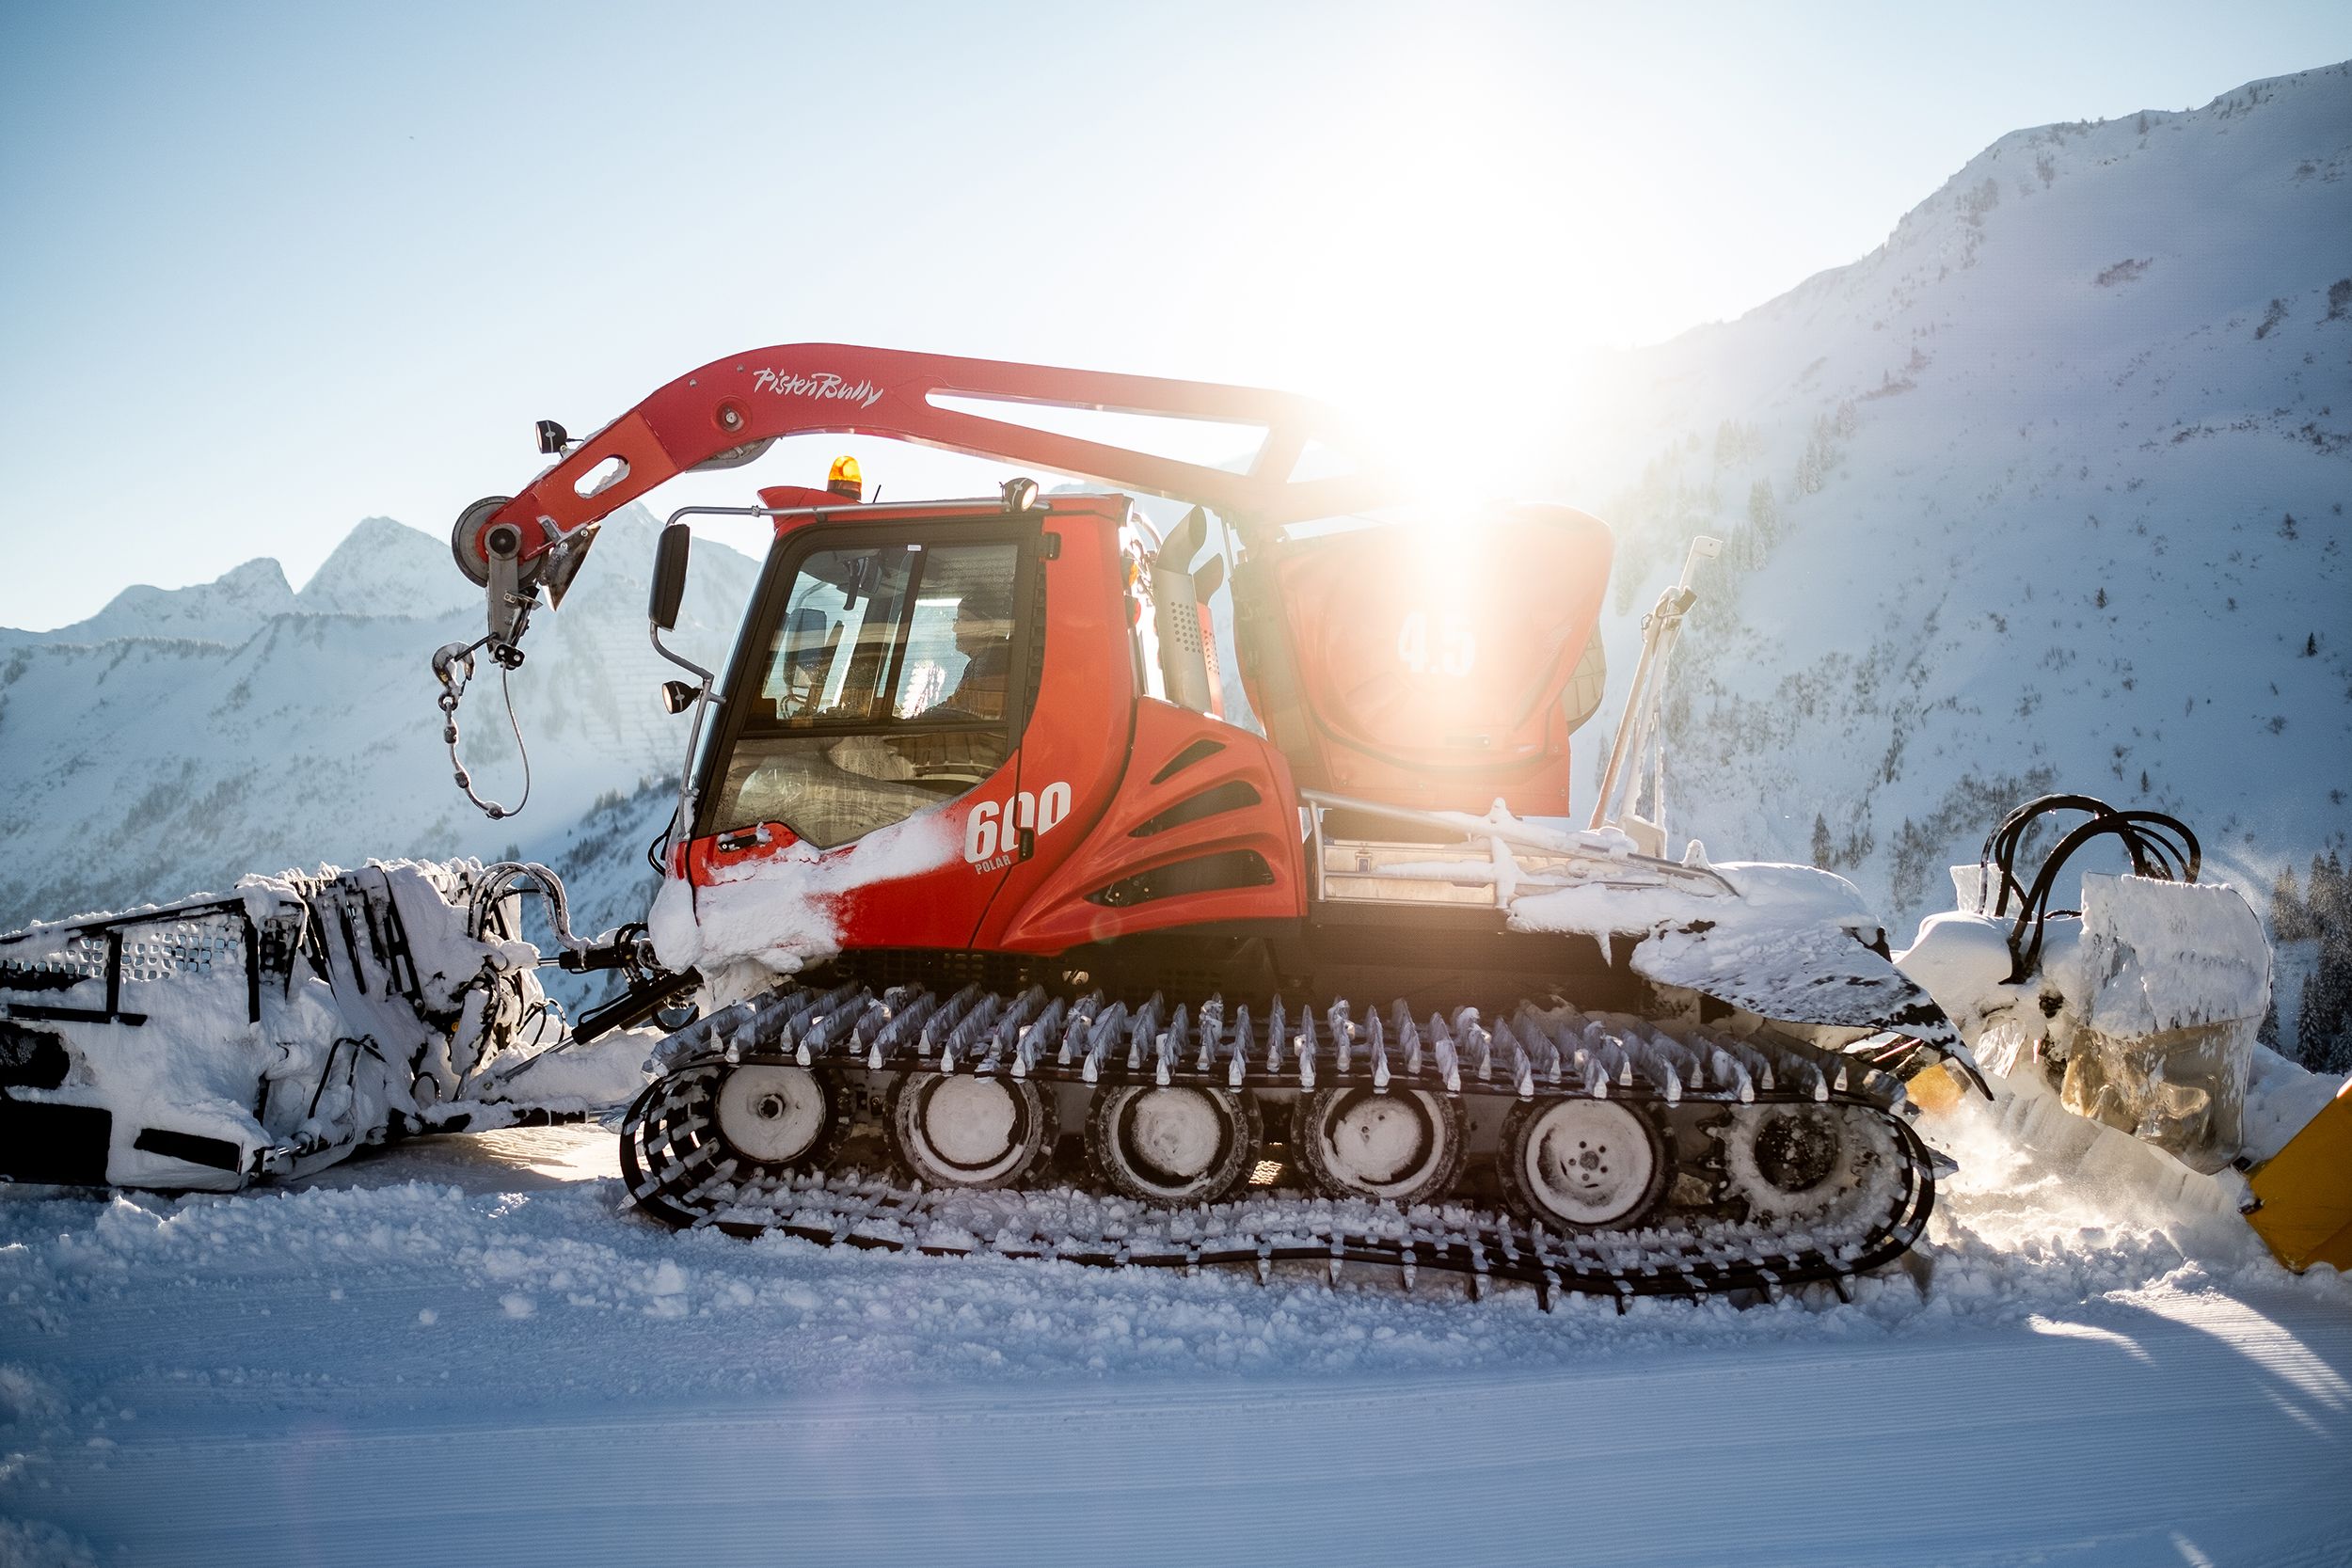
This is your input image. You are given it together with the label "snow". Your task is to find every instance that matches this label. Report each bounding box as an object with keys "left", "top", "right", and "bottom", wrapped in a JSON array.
[
  {"left": 480, "top": 1026, "right": 660, "bottom": 1111},
  {"left": 647, "top": 807, "right": 961, "bottom": 983},
  {"left": 1898, "top": 908, "right": 2026, "bottom": 1037},
  {"left": 4, "top": 838, "right": 2343, "bottom": 1562},
  {"left": 292, "top": 516, "right": 480, "bottom": 620},
  {"left": 1513, "top": 859, "right": 1949, "bottom": 1036},
  {"left": 2245, "top": 1043, "right": 2347, "bottom": 1163},
  {"left": 1, "top": 1102, "right": 2344, "bottom": 1567},
  {"left": 18, "top": 558, "right": 300, "bottom": 646}
]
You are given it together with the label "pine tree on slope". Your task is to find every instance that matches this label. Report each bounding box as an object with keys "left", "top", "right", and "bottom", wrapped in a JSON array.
[
  {"left": 2299, "top": 937, "right": 2352, "bottom": 1074},
  {"left": 2296, "top": 853, "right": 2352, "bottom": 1075},
  {"left": 2272, "top": 864, "right": 2309, "bottom": 942}
]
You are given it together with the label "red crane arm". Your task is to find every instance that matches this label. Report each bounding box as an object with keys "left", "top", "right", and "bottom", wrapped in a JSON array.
[{"left": 484, "top": 343, "right": 1397, "bottom": 567}]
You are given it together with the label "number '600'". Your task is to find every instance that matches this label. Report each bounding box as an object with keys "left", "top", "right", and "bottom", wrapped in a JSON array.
[{"left": 964, "top": 782, "right": 1073, "bottom": 863}]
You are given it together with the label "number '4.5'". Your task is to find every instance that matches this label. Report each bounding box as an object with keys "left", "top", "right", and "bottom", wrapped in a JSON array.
[{"left": 1396, "top": 610, "right": 1476, "bottom": 677}]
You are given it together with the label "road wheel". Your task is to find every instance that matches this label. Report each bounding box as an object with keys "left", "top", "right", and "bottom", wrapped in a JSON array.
[
  {"left": 1295, "top": 1087, "right": 1466, "bottom": 1208},
  {"left": 1720, "top": 1103, "right": 1889, "bottom": 1220},
  {"left": 888, "top": 1071, "right": 1056, "bottom": 1190},
  {"left": 1496, "top": 1098, "right": 1669, "bottom": 1230},
  {"left": 1086, "top": 1085, "right": 1262, "bottom": 1207}
]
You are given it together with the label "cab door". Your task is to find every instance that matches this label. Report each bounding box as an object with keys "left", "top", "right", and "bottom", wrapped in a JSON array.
[{"left": 687, "top": 519, "right": 1037, "bottom": 950}]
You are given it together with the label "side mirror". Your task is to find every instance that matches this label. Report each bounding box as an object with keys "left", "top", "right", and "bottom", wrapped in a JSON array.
[
  {"left": 842, "top": 553, "right": 874, "bottom": 611},
  {"left": 650, "top": 523, "right": 691, "bottom": 631},
  {"left": 785, "top": 606, "right": 829, "bottom": 677}
]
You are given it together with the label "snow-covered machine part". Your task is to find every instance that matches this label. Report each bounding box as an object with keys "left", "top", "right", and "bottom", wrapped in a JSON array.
[
  {"left": 1896, "top": 796, "right": 2265, "bottom": 1175},
  {"left": 1298, "top": 790, "right": 1965, "bottom": 1056},
  {"left": 2064, "top": 871, "right": 2269, "bottom": 1162},
  {"left": 1513, "top": 854, "right": 1961, "bottom": 1048},
  {"left": 1589, "top": 533, "right": 1720, "bottom": 859},
  {"left": 0, "top": 861, "right": 643, "bottom": 1192}
]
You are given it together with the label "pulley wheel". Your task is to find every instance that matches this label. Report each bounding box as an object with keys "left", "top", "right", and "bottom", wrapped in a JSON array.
[
  {"left": 710, "top": 1063, "right": 836, "bottom": 1171},
  {"left": 888, "top": 1071, "right": 1055, "bottom": 1190},
  {"left": 1087, "top": 1085, "right": 1262, "bottom": 1207},
  {"left": 451, "top": 495, "right": 533, "bottom": 590},
  {"left": 1296, "top": 1086, "right": 1466, "bottom": 1208},
  {"left": 1497, "top": 1098, "right": 1669, "bottom": 1230}
]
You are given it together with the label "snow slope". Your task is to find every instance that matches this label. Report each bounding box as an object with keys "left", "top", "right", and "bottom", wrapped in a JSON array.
[
  {"left": 1564, "top": 63, "right": 2352, "bottom": 929},
  {"left": 0, "top": 507, "right": 755, "bottom": 933},
  {"left": 2, "top": 1109, "right": 2345, "bottom": 1568}
]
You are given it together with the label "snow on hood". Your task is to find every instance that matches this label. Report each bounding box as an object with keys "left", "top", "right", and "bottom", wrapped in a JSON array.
[
  {"left": 648, "top": 809, "right": 961, "bottom": 978},
  {"left": 1512, "top": 861, "right": 1954, "bottom": 1037}
]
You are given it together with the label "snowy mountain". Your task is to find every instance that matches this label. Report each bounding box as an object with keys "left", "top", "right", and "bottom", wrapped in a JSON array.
[
  {"left": 0, "top": 506, "right": 757, "bottom": 931},
  {"left": 3, "top": 557, "right": 305, "bottom": 648},
  {"left": 294, "top": 515, "right": 485, "bottom": 620},
  {"left": 1563, "top": 63, "right": 2352, "bottom": 929}
]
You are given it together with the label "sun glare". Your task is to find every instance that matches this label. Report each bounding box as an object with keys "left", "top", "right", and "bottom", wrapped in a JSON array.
[{"left": 1207, "top": 47, "right": 1635, "bottom": 512}]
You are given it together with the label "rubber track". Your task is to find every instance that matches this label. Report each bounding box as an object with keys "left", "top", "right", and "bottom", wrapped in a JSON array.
[{"left": 618, "top": 987, "right": 1941, "bottom": 1309}]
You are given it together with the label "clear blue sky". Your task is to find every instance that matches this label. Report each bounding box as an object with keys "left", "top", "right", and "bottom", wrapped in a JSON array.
[{"left": 3, "top": 0, "right": 2346, "bottom": 629}]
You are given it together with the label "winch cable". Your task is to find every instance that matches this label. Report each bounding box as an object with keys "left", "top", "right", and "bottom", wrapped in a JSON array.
[{"left": 432, "top": 642, "right": 532, "bottom": 821}]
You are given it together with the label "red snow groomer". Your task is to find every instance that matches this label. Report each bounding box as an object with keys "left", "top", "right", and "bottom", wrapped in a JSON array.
[{"left": 436, "top": 344, "right": 1974, "bottom": 1305}]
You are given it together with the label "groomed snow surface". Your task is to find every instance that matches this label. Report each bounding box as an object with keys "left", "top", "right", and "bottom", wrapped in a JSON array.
[{"left": 5, "top": 1080, "right": 2347, "bottom": 1568}]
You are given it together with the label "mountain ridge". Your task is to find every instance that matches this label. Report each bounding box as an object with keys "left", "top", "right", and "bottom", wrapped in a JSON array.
[{"left": 1564, "top": 60, "right": 2351, "bottom": 928}]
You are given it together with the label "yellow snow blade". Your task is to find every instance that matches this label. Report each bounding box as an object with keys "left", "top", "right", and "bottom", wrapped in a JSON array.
[{"left": 2246, "top": 1085, "right": 2352, "bottom": 1273}]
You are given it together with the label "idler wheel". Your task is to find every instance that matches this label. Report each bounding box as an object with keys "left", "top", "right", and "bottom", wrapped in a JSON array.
[
  {"left": 1720, "top": 1103, "right": 1885, "bottom": 1220},
  {"left": 888, "top": 1071, "right": 1055, "bottom": 1190},
  {"left": 1296, "top": 1087, "right": 1466, "bottom": 1208},
  {"left": 710, "top": 1064, "right": 837, "bottom": 1172},
  {"left": 1086, "top": 1085, "right": 1262, "bottom": 1207},
  {"left": 1497, "top": 1098, "right": 1670, "bottom": 1230}
]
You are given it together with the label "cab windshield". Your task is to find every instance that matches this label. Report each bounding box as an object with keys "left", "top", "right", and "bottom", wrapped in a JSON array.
[{"left": 708, "top": 537, "right": 1022, "bottom": 847}]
